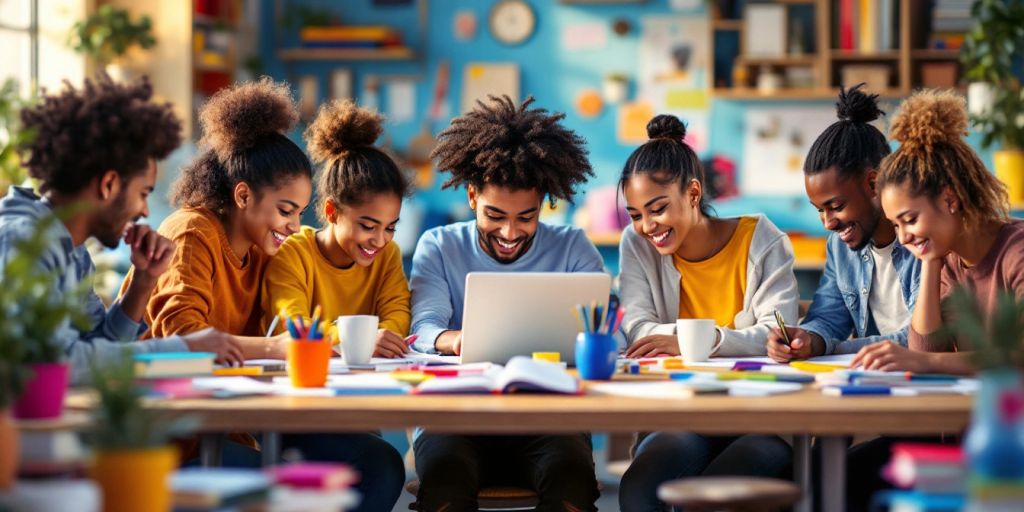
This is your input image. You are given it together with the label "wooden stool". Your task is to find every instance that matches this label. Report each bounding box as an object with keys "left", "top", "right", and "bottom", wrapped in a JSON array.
[
  {"left": 405, "top": 479, "right": 539, "bottom": 511},
  {"left": 657, "top": 476, "right": 801, "bottom": 512}
]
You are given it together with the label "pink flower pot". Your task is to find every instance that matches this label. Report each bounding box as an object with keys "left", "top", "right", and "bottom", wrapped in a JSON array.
[{"left": 13, "top": 362, "right": 69, "bottom": 420}]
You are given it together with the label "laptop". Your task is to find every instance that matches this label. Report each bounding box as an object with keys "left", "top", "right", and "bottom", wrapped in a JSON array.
[{"left": 459, "top": 272, "right": 612, "bottom": 365}]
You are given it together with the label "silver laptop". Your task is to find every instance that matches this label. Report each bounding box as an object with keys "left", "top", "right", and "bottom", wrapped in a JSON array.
[{"left": 459, "top": 272, "right": 612, "bottom": 365}]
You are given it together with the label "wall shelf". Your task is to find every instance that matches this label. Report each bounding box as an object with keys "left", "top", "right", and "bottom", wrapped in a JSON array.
[
  {"left": 830, "top": 51, "right": 901, "bottom": 61},
  {"left": 278, "top": 47, "right": 416, "bottom": 61},
  {"left": 911, "top": 49, "right": 962, "bottom": 60},
  {"left": 737, "top": 55, "right": 819, "bottom": 67}
]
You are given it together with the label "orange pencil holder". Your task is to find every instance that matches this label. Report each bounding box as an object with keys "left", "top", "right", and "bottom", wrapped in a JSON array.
[{"left": 287, "top": 338, "right": 332, "bottom": 388}]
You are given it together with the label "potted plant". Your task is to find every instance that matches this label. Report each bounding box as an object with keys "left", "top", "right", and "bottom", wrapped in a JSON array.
[
  {"left": 961, "top": 0, "right": 1024, "bottom": 204},
  {"left": 68, "top": 4, "right": 156, "bottom": 81},
  {"left": 942, "top": 287, "right": 1024, "bottom": 488},
  {"left": 88, "top": 353, "right": 196, "bottom": 512},
  {"left": 0, "top": 212, "right": 91, "bottom": 420}
]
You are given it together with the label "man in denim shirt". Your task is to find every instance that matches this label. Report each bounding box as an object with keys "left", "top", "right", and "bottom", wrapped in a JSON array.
[
  {"left": 0, "top": 75, "right": 241, "bottom": 385},
  {"left": 768, "top": 85, "right": 920, "bottom": 361}
]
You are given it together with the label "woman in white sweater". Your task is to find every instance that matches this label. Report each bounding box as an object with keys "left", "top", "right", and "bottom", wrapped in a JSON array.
[{"left": 617, "top": 115, "right": 797, "bottom": 511}]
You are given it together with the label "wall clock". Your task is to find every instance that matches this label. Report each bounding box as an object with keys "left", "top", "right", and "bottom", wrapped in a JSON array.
[{"left": 489, "top": 0, "right": 536, "bottom": 46}]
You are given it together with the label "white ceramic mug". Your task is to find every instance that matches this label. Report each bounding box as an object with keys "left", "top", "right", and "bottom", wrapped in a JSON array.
[
  {"left": 335, "top": 315, "right": 379, "bottom": 365},
  {"left": 676, "top": 319, "right": 717, "bottom": 363}
]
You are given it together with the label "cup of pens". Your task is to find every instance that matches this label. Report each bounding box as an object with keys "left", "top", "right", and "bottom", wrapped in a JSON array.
[
  {"left": 573, "top": 299, "right": 624, "bottom": 381},
  {"left": 283, "top": 307, "right": 332, "bottom": 388}
]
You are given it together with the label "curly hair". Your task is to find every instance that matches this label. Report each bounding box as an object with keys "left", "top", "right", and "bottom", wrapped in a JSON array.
[
  {"left": 618, "top": 114, "right": 713, "bottom": 217},
  {"left": 430, "top": 95, "right": 593, "bottom": 206},
  {"left": 878, "top": 89, "right": 1008, "bottom": 228},
  {"left": 171, "top": 78, "right": 312, "bottom": 215},
  {"left": 19, "top": 73, "right": 181, "bottom": 195},
  {"left": 804, "top": 84, "right": 891, "bottom": 178},
  {"left": 304, "top": 100, "right": 409, "bottom": 223}
]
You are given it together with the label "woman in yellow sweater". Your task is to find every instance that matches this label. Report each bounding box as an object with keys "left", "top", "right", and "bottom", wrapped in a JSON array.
[{"left": 262, "top": 100, "right": 411, "bottom": 358}]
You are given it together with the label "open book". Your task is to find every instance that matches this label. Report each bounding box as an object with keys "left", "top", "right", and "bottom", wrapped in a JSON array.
[{"left": 413, "top": 356, "right": 580, "bottom": 395}]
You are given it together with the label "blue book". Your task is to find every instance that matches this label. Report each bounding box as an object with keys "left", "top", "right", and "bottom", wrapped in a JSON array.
[
  {"left": 172, "top": 468, "right": 271, "bottom": 510},
  {"left": 872, "top": 489, "right": 964, "bottom": 512}
]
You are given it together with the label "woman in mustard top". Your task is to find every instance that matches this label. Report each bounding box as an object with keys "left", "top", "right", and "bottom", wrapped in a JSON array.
[
  {"left": 617, "top": 115, "right": 797, "bottom": 511},
  {"left": 262, "top": 100, "right": 411, "bottom": 358}
]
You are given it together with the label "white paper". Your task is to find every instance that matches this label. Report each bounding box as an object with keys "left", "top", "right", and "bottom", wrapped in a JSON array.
[
  {"left": 742, "top": 106, "right": 837, "bottom": 196},
  {"left": 806, "top": 354, "right": 857, "bottom": 366},
  {"left": 589, "top": 381, "right": 719, "bottom": 399},
  {"left": 726, "top": 380, "right": 804, "bottom": 397},
  {"left": 561, "top": 22, "right": 608, "bottom": 51},
  {"left": 387, "top": 80, "right": 415, "bottom": 123},
  {"left": 683, "top": 356, "right": 777, "bottom": 368}
]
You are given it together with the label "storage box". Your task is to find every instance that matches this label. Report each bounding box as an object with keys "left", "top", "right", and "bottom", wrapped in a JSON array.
[
  {"left": 921, "top": 62, "right": 958, "bottom": 89},
  {"left": 841, "top": 65, "right": 890, "bottom": 92}
]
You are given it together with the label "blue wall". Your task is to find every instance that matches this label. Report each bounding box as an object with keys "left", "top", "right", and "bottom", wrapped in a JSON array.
[{"left": 259, "top": 0, "right": 995, "bottom": 237}]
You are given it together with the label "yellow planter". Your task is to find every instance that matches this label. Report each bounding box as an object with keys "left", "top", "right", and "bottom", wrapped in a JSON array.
[
  {"left": 0, "top": 409, "right": 17, "bottom": 491},
  {"left": 91, "top": 446, "right": 177, "bottom": 512},
  {"left": 994, "top": 149, "right": 1024, "bottom": 205}
]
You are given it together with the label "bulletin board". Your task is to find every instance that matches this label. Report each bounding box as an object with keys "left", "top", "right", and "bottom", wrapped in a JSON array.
[{"left": 741, "top": 106, "right": 836, "bottom": 196}]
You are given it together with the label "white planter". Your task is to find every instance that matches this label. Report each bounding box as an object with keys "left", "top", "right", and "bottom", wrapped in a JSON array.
[{"left": 967, "top": 82, "right": 995, "bottom": 117}]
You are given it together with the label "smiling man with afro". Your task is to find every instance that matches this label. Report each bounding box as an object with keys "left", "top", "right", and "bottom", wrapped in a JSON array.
[{"left": 408, "top": 95, "right": 604, "bottom": 511}]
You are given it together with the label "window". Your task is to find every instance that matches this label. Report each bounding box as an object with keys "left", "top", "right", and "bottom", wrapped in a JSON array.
[{"left": 0, "top": 0, "right": 38, "bottom": 95}]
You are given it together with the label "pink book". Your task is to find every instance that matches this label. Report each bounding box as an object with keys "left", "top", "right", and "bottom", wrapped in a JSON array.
[{"left": 270, "top": 463, "right": 359, "bottom": 490}]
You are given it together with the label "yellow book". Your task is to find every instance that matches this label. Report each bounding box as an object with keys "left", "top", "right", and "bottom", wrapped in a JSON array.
[{"left": 860, "top": 0, "right": 877, "bottom": 53}]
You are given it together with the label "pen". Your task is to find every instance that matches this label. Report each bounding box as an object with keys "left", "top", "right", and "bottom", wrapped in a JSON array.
[
  {"left": 773, "top": 308, "right": 792, "bottom": 345},
  {"left": 265, "top": 315, "right": 280, "bottom": 337},
  {"left": 822, "top": 385, "right": 911, "bottom": 396}
]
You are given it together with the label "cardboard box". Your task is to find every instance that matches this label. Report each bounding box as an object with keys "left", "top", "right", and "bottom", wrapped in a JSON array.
[{"left": 841, "top": 65, "right": 891, "bottom": 92}]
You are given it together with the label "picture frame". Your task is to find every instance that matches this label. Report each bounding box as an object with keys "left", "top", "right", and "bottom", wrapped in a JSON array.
[
  {"left": 330, "top": 69, "right": 353, "bottom": 102},
  {"left": 298, "top": 75, "right": 319, "bottom": 122},
  {"left": 744, "top": 4, "right": 787, "bottom": 58}
]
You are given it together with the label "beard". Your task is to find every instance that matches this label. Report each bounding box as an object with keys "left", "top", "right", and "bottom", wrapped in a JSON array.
[
  {"left": 93, "top": 191, "right": 133, "bottom": 249},
  {"left": 477, "top": 227, "right": 535, "bottom": 264}
]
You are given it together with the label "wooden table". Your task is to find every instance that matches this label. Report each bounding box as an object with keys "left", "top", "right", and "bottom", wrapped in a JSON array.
[{"left": 66, "top": 383, "right": 970, "bottom": 511}]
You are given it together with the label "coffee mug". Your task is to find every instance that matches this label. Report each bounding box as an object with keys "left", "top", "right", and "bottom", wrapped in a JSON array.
[
  {"left": 676, "top": 319, "right": 716, "bottom": 363},
  {"left": 335, "top": 315, "right": 379, "bottom": 365}
]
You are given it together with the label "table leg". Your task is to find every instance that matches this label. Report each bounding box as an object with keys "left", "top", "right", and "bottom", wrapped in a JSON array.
[
  {"left": 793, "top": 434, "right": 812, "bottom": 512},
  {"left": 199, "top": 433, "right": 224, "bottom": 467},
  {"left": 821, "top": 435, "right": 847, "bottom": 512},
  {"left": 261, "top": 431, "right": 281, "bottom": 467}
]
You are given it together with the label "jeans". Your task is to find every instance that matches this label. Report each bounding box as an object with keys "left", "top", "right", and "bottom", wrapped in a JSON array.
[
  {"left": 413, "top": 433, "right": 599, "bottom": 512},
  {"left": 619, "top": 432, "right": 793, "bottom": 512},
  {"left": 195, "top": 433, "right": 405, "bottom": 512}
]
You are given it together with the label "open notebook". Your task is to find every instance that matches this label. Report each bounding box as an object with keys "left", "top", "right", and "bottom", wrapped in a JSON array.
[{"left": 413, "top": 356, "right": 580, "bottom": 395}]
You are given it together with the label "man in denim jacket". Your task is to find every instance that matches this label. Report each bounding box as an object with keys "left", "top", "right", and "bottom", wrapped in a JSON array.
[{"left": 768, "top": 85, "right": 921, "bottom": 361}]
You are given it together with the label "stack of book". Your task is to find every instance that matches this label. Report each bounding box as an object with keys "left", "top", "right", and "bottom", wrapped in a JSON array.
[
  {"left": 929, "top": 0, "right": 972, "bottom": 49},
  {"left": 834, "top": 0, "right": 901, "bottom": 52},
  {"left": 171, "top": 468, "right": 273, "bottom": 511},
  {"left": 299, "top": 26, "right": 403, "bottom": 49},
  {"left": 269, "top": 463, "right": 361, "bottom": 511},
  {"left": 877, "top": 443, "right": 966, "bottom": 511}
]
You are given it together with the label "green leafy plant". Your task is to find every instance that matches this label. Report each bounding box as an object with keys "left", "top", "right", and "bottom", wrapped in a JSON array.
[
  {"left": 961, "top": 0, "right": 1024, "bottom": 150},
  {"left": 89, "top": 352, "right": 197, "bottom": 450},
  {"left": 0, "top": 325, "right": 29, "bottom": 411},
  {"left": 0, "top": 211, "right": 92, "bottom": 366},
  {"left": 0, "top": 78, "right": 37, "bottom": 189},
  {"left": 69, "top": 5, "right": 156, "bottom": 64},
  {"left": 942, "top": 286, "right": 1024, "bottom": 370}
]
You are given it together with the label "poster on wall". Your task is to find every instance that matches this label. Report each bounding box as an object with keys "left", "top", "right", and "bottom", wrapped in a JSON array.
[
  {"left": 461, "top": 63, "right": 519, "bottom": 113},
  {"left": 637, "top": 17, "right": 710, "bottom": 153},
  {"left": 741, "top": 106, "right": 836, "bottom": 196}
]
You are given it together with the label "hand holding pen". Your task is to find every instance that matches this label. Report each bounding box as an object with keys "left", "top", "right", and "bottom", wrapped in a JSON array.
[{"left": 767, "top": 308, "right": 825, "bottom": 363}]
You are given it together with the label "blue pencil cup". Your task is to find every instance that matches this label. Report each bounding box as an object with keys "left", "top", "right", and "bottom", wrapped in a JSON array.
[{"left": 575, "top": 332, "right": 618, "bottom": 380}]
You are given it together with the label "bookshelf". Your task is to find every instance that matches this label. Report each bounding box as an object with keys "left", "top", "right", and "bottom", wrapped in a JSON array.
[
  {"left": 277, "top": 47, "right": 416, "bottom": 62},
  {"left": 711, "top": 0, "right": 970, "bottom": 100}
]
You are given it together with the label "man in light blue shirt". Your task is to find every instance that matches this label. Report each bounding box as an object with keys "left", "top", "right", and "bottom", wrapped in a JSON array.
[{"left": 409, "top": 95, "right": 603, "bottom": 512}]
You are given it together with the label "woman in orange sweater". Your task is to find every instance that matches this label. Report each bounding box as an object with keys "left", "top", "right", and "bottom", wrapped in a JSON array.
[{"left": 123, "top": 79, "right": 406, "bottom": 511}]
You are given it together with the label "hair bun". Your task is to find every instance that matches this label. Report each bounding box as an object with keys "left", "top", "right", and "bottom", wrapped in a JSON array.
[
  {"left": 837, "top": 83, "right": 884, "bottom": 123},
  {"left": 646, "top": 114, "right": 687, "bottom": 141},
  {"left": 890, "top": 89, "right": 967, "bottom": 148},
  {"left": 304, "top": 100, "right": 383, "bottom": 165},
  {"left": 198, "top": 77, "right": 299, "bottom": 159}
]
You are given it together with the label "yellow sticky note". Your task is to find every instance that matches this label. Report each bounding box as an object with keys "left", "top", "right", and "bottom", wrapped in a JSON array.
[
  {"left": 789, "top": 361, "right": 845, "bottom": 373},
  {"left": 468, "top": 65, "right": 484, "bottom": 79},
  {"left": 617, "top": 102, "right": 655, "bottom": 144},
  {"left": 213, "top": 367, "right": 263, "bottom": 376}
]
